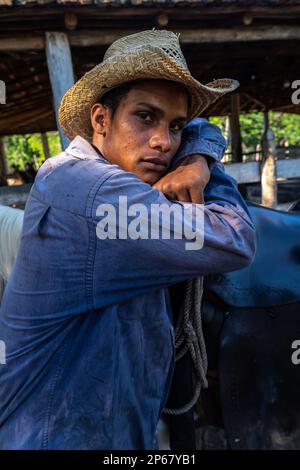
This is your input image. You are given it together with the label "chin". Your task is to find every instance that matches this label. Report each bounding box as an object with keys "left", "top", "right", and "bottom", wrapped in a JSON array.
[{"left": 142, "top": 174, "right": 161, "bottom": 185}]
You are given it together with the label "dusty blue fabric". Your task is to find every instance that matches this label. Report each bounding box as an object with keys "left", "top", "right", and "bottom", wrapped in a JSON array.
[
  {"left": 172, "top": 117, "right": 226, "bottom": 169},
  {"left": 0, "top": 119, "right": 255, "bottom": 450}
]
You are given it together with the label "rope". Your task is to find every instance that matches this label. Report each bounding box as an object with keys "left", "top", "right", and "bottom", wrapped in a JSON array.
[{"left": 163, "top": 277, "right": 208, "bottom": 415}]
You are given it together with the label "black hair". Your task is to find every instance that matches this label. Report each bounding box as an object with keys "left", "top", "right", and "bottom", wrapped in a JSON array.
[
  {"left": 98, "top": 82, "right": 135, "bottom": 118},
  {"left": 98, "top": 80, "right": 191, "bottom": 118}
]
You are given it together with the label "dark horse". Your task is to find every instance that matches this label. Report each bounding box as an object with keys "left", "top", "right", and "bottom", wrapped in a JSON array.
[{"left": 167, "top": 200, "right": 300, "bottom": 450}]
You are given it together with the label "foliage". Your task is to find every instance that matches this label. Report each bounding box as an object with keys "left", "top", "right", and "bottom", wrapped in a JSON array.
[
  {"left": 3, "top": 112, "right": 300, "bottom": 170},
  {"left": 4, "top": 132, "right": 62, "bottom": 171},
  {"left": 209, "top": 112, "right": 300, "bottom": 158}
]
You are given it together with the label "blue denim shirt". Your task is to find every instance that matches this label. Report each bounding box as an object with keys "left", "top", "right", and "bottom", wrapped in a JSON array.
[{"left": 0, "top": 119, "right": 255, "bottom": 450}]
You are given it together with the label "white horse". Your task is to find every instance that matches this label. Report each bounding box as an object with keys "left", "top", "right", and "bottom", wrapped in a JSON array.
[
  {"left": 0, "top": 204, "right": 173, "bottom": 448},
  {"left": 0, "top": 205, "right": 24, "bottom": 301}
]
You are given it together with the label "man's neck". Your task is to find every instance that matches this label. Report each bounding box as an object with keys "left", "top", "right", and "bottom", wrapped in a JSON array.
[{"left": 91, "top": 144, "right": 103, "bottom": 158}]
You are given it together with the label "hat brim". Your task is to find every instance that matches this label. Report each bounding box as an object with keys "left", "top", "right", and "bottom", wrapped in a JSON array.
[{"left": 59, "top": 45, "right": 239, "bottom": 141}]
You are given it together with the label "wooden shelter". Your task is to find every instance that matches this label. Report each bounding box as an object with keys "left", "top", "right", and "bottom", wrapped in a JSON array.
[
  {"left": 0, "top": 0, "right": 300, "bottom": 135},
  {"left": 0, "top": 0, "right": 300, "bottom": 206}
]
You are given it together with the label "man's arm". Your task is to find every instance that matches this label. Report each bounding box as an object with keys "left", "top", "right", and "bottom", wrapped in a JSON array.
[
  {"left": 155, "top": 118, "right": 226, "bottom": 203},
  {"left": 153, "top": 154, "right": 210, "bottom": 204},
  {"left": 90, "top": 164, "right": 256, "bottom": 310}
]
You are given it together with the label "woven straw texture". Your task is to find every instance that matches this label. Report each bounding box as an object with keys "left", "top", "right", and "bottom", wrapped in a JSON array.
[{"left": 59, "top": 29, "right": 239, "bottom": 141}]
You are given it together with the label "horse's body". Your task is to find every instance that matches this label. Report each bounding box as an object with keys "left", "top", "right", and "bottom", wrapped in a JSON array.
[
  {"left": 0, "top": 205, "right": 24, "bottom": 300},
  {"left": 199, "top": 201, "right": 300, "bottom": 449}
]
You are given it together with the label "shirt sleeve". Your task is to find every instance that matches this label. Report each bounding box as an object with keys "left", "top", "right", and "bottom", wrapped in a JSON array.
[
  {"left": 89, "top": 164, "right": 256, "bottom": 310},
  {"left": 170, "top": 117, "right": 227, "bottom": 170}
]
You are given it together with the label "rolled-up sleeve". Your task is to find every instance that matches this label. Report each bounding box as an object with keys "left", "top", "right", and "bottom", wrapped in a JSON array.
[{"left": 171, "top": 117, "right": 226, "bottom": 169}]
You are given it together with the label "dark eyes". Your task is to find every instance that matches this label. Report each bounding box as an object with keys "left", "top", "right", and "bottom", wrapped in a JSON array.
[
  {"left": 137, "top": 112, "right": 152, "bottom": 123},
  {"left": 136, "top": 112, "right": 184, "bottom": 132},
  {"left": 171, "top": 122, "right": 185, "bottom": 132}
]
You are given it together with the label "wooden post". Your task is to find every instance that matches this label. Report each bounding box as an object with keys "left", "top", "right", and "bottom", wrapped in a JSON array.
[
  {"left": 0, "top": 138, "right": 8, "bottom": 183},
  {"left": 45, "top": 32, "right": 75, "bottom": 150},
  {"left": 41, "top": 132, "right": 50, "bottom": 160},
  {"left": 261, "top": 112, "right": 277, "bottom": 207},
  {"left": 223, "top": 116, "right": 230, "bottom": 163},
  {"left": 229, "top": 93, "right": 243, "bottom": 163}
]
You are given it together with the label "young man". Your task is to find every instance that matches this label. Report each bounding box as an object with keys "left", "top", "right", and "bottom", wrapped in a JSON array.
[{"left": 0, "top": 30, "right": 255, "bottom": 450}]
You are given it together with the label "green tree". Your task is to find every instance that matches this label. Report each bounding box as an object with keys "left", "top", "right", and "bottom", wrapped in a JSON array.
[
  {"left": 4, "top": 132, "right": 62, "bottom": 171},
  {"left": 210, "top": 112, "right": 300, "bottom": 158},
  {"left": 3, "top": 112, "right": 300, "bottom": 170}
]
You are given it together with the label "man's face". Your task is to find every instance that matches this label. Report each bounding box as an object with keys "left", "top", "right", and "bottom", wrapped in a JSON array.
[{"left": 92, "top": 80, "right": 189, "bottom": 184}]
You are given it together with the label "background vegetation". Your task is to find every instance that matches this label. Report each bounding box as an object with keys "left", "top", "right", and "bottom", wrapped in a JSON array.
[
  {"left": 3, "top": 112, "right": 300, "bottom": 171},
  {"left": 210, "top": 112, "right": 300, "bottom": 157},
  {"left": 4, "top": 132, "right": 62, "bottom": 171}
]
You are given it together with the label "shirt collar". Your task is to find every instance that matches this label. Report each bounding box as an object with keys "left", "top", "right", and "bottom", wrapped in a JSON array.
[{"left": 65, "top": 135, "right": 107, "bottom": 162}]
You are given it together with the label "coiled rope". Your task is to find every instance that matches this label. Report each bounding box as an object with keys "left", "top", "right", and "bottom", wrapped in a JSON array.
[{"left": 163, "top": 277, "right": 208, "bottom": 415}]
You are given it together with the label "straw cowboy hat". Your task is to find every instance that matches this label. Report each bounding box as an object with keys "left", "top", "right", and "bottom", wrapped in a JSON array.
[{"left": 59, "top": 29, "right": 239, "bottom": 142}]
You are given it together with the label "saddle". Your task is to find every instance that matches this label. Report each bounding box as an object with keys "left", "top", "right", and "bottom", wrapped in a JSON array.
[
  {"left": 206, "top": 201, "right": 300, "bottom": 308},
  {"left": 199, "top": 201, "right": 300, "bottom": 449}
]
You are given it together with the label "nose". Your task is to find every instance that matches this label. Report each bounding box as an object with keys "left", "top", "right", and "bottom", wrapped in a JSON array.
[{"left": 149, "top": 125, "right": 171, "bottom": 154}]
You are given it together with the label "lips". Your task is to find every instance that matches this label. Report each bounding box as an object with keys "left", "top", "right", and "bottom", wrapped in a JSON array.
[{"left": 141, "top": 156, "right": 168, "bottom": 172}]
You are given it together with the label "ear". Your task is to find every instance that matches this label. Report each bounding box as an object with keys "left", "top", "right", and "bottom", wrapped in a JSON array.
[{"left": 91, "top": 103, "right": 110, "bottom": 136}]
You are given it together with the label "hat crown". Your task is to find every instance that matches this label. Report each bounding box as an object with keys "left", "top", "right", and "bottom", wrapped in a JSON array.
[
  {"left": 103, "top": 29, "right": 189, "bottom": 70},
  {"left": 60, "top": 29, "right": 239, "bottom": 141}
]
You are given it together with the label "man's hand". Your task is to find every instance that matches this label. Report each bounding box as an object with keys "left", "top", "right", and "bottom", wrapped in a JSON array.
[{"left": 153, "top": 154, "right": 211, "bottom": 203}]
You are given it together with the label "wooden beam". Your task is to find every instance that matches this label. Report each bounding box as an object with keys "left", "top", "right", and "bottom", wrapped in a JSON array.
[
  {"left": 277, "top": 158, "right": 300, "bottom": 179},
  {"left": 2, "top": 26, "right": 300, "bottom": 51},
  {"left": 183, "top": 26, "right": 300, "bottom": 43},
  {"left": 0, "top": 108, "right": 53, "bottom": 133},
  {"left": 70, "top": 26, "right": 300, "bottom": 46},
  {"left": 224, "top": 161, "right": 261, "bottom": 184},
  {"left": 224, "top": 157, "right": 300, "bottom": 185},
  {"left": 229, "top": 93, "right": 243, "bottom": 163},
  {"left": 0, "top": 36, "right": 45, "bottom": 51},
  {"left": 45, "top": 32, "right": 74, "bottom": 150},
  {"left": 1, "top": 5, "right": 300, "bottom": 22},
  {"left": 0, "top": 111, "right": 56, "bottom": 137}
]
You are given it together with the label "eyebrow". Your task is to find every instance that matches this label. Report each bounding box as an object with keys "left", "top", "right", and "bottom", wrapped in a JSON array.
[{"left": 136, "top": 102, "right": 188, "bottom": 122}]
